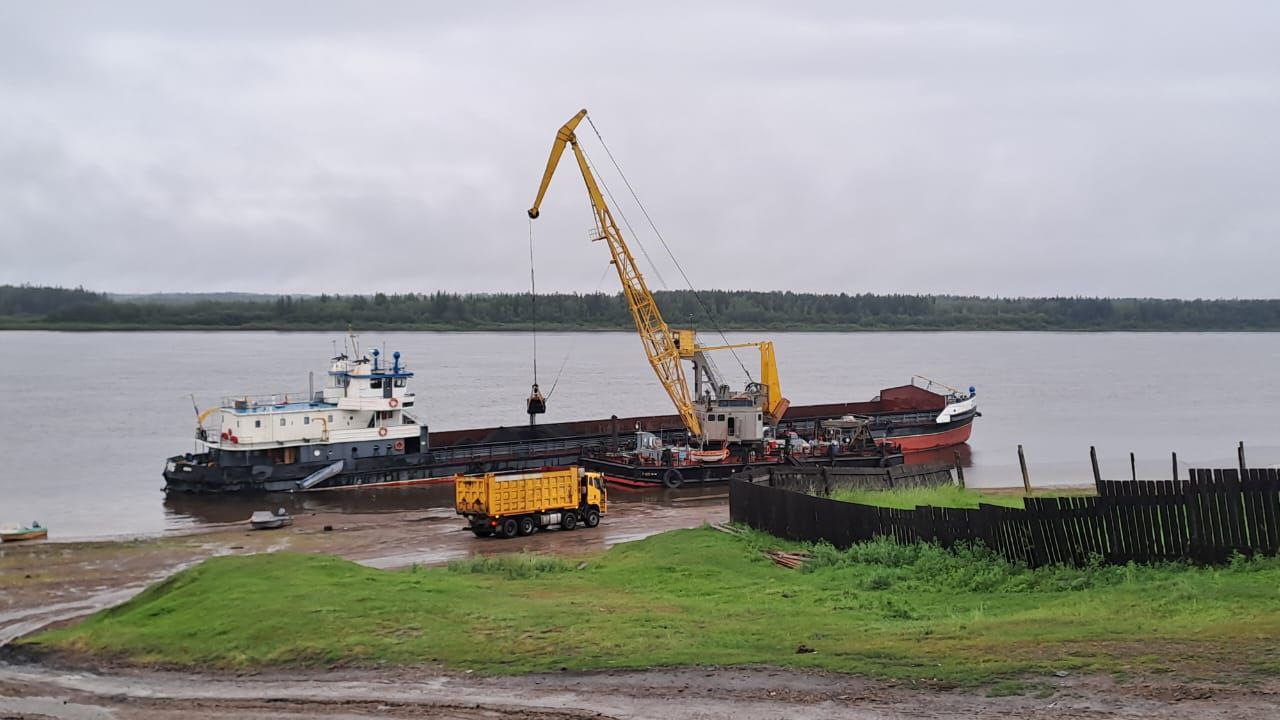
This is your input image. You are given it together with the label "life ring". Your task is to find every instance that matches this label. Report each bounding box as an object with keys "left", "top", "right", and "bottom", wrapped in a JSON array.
[
  {"left": 388, "top": 398, "right": 400, "bottom": 408},
  {"left": 378, "top": 427, "right": 388, "bottom": 438},
  {"left": 393, "top": 440, "right": 405, "bottom": 451},
  {"left": 662, "top": 468, "right": 684, "bottom": 489},
  {"left": 220, "top": 430, "right": 229, "bottom": 441},
  {"left": 229, "top": 434, "right": 239, "bottom": 444}
]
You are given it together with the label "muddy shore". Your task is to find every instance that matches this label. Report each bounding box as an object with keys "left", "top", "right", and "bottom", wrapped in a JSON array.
[{"left": 2, "top": 497, "right": 1277, "bottom": 719}]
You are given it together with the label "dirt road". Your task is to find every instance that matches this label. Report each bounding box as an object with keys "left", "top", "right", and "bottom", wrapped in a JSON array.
[{"left": 1, "top": 662, "right": 1276, "bottom": 719}]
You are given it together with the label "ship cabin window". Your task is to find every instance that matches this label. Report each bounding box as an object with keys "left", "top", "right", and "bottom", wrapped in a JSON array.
[
  {"left": 727, "top": 417, "right": 736, "bottom": 436},
  {"left": 328, "top": 415, "right": 334, "bottom": 423},
  {"left": 303, "top": 417, "right": 310, "bottom": 425},
  {"left": 716, "top": 414, "right": 725, "bottom": 422},
  {"left": 370, "top": 379, "right": 383, "bottom": 389},
  {"left": 254, "top": 420, "right": 261, "bottom": 428},
  {"left": 758, "top": 414, "right": 763, "bottom": 421},
  {"left": 393, "top": 378, "right": 406, "bottom": 387},
  {"left": 352, "top": 447, "right": 359, "bottom": 457},
  {"left": 280, "top": 418, "right": 287, "bottom": 427}
]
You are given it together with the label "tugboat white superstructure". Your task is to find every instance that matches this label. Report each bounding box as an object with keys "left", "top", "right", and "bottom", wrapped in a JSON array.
[{"left": 166, "top": 333, "right": 432, "bottom": 493}]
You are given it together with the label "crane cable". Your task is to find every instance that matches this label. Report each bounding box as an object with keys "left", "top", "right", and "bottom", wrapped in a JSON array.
[
  {"left": 579, "top": 146, "right": 670, "bottom": 290},
  {"left": 584, "top": 115, "right": 753, "bottom": 381},
  {"left": 543, "top": 261, "right": 613, "bottom": 401},
  {"left": 528, "top": 217, "right": 538, "bottom": 385}
]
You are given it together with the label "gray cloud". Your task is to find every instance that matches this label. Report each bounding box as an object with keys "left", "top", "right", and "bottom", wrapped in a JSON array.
[{"left": 1, "top": 1, "right": 1277, "bottom": 298}]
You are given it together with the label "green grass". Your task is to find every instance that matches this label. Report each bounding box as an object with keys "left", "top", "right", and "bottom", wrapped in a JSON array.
[
  {"left": 830, "top": 485, "right": 1029, "bottom": 509},
  {"left": 26, "top": 528, "right": 1280, "bottom": 684}
]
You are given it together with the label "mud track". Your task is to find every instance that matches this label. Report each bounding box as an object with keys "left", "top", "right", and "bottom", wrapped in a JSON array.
[{"left": 1, "top": 663, "right": 1277, "bottom": 719}]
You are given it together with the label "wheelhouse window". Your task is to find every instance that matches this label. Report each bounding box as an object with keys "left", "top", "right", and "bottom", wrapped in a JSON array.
[
  {"left": 254, "top": 420, "right": 261, "bottom": 428},
  {"left": 370, "top": 379, "right": 383, "bottom": 389},
  {"left": 279, "top": 418, "right": 286, "bottom": 427}
]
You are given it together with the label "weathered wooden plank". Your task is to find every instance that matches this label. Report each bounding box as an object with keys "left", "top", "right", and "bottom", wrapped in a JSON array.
[
  {"left": 1153, "top": 481, "right": 1175, "bottom": 559},
  {"left": 1222, "top": 469, "right": 1245, "bottom": 553},
  {"left": 1263, "top": 469, "right": 1280, "bottom": 554},
  {"left": 1207, "top": 470, "right": 1229, "bottom": 561}
]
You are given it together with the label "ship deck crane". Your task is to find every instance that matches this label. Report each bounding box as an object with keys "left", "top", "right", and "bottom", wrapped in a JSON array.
[{"left": 528, "top": 109, "right": 787, "bottom": 447}]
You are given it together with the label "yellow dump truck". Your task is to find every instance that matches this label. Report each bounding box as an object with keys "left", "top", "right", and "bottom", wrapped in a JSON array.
[{"left": 455, "top": 466, "right": 607, "bottom": 538}]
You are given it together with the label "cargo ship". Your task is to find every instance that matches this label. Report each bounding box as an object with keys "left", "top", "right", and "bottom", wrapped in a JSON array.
[{"left": 162, "top": 337, "right": 977, "bottom": 493}]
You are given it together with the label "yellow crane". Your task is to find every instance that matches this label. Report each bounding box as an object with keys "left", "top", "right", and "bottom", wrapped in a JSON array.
[{"left": 528, "top": 109, "right": 787, "bottom": 446}]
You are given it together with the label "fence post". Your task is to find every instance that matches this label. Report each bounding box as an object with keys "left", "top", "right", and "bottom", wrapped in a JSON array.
[
  {"left": 1090, "top": 445, "right": 1102, "bottom": 490},
  {"left": 1171, "top": 451, "right": 1178, "bottom": 482},
  {"left": 1238, "top": 441, "right": 1248, "bottom": 477},
  {"left": 1130, "top": 452, "right": 1137, "bottom": 481},
  {"left": 953, "top": 451, "right": 965, "bottom": 489},
  {"left": 1018, "top": 444, "right": 1032, "bottom": 494}
]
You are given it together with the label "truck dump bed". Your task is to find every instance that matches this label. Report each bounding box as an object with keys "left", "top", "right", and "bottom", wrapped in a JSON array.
[{"left": 455, "top": 467, "right": 581, "bottom": 518}]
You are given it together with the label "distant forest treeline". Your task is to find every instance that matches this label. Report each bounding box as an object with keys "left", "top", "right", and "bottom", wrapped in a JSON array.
[{"left": 3, "top": 284, "right": 1280, "bottom": 331}]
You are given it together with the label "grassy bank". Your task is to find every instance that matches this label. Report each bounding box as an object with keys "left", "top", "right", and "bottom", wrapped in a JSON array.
[
  {"left": 26, "top": 528, "right": 1280, "bottom": 683},
  {"left": 830, "top": 486, "right": 1027, "bottom": 509},
  {"left": 827, "top": 486, "right": 1097, "bottom": 509}
]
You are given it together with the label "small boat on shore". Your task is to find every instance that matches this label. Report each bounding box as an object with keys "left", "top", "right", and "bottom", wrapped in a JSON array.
[
  {"left": 249, "top": 509, "right": 293, "bottom": 530},
  {"left": 1, "top": 522, "right": 48, "bottom": 542}
]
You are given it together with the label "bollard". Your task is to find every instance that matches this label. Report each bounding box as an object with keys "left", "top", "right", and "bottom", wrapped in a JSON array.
[
  {"left": 1239, "top": 441, "right": 1248, "bottom": 477},
  {"left": 1130, "top": 452, "right": 1137, "bottom": 481},
  {"left": 1018, "top": 444, "right": 1031, "bottom": 494},
  {"left": 953, "top": 450, "right": 965, "bottom": 489},
  {"left": 1171, "top": 451, "right": 1178, "bottom": 482}
]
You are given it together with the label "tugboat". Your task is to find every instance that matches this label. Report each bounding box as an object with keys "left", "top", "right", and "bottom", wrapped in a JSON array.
[{"left": 165, "top": 332, "right": 432, "bottom": 493}]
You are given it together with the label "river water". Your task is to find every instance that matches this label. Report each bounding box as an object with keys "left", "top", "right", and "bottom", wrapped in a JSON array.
[{"left": 2, "top": 331, "right": 1277, "bottom": 539}]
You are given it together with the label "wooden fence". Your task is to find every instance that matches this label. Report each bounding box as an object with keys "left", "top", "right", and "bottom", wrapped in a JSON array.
[
  {"left": 742, "top": 462, "right": 955, "bottom": 497},
  {"left": 729, "top": 467, "right": 1280, "bottom": 566}
]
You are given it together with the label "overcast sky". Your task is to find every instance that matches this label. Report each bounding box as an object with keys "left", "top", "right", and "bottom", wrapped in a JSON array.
[{"left": 1, "top": 2, "right": 1277, "bottom": 298}]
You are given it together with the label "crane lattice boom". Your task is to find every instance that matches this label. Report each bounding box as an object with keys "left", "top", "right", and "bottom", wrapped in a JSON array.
[{"left": 528, "top": 109, "right": 702, "bottom": 439}]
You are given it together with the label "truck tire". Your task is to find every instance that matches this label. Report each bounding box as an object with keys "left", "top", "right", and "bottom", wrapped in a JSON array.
[
  {"left": 583, "top": 507, "right": 601, "bottom": 528},
  {"left": 662, "top": 469, "right": 684, "bottom": 489},
  {"left": 517, "top": 515, "right": 536, "bottom": 536},
  {"left": 561, "top": 512, "right": 578, "bottom": 531},
  {"left": 472, "top": 526, "right": 493, "bottom": 538},
  {"left": 497, "top": 518, "right": 519, "bottom": 539}
]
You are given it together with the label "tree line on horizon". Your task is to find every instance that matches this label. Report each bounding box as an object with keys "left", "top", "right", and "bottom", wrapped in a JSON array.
[{"left": 2, "top": 283, "right": 1280, "bottom": 331}]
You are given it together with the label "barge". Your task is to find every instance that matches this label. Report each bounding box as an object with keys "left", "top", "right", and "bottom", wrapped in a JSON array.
[{"left": 163, "top": 336, "right": 976, "bottom": 494}]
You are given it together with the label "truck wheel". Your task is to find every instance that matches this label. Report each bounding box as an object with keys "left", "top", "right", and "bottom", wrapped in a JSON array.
[
  {"left": 472, "top": 527, "right": 493, "bottom": 538},
  {"left": 561, "top": 512, "right": 578, "bottom": 531},
  {"left": 584, "top": 507, "right": 601, "bottom": 528},
  {"left": 498, "top": 518, "right": 519, "bottom": 539},
  {"left": 517, "top": 516, "right": 536, "bottom": 536},
  {"left": 662, "top": 469, "right": 684, "bottom": 489}
]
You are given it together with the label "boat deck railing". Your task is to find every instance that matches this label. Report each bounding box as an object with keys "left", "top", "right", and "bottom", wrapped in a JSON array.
[{"left": 220, "top": 392, "right": 325, "bottom": 410}]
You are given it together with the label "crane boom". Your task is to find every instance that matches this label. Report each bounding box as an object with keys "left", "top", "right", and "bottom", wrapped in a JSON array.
[{"left": 528, "top": 109, "right": 703, "bottom": 439}]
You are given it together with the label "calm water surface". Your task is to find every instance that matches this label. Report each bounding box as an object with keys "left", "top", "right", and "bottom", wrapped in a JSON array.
[{"left": 2, "top": 331, "right": 1278, "bottom": 538}]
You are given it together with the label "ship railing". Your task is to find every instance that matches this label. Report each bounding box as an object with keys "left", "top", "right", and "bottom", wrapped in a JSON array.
[
  {"left": 911, "top": 374, "right": 967, "bottom": 398},
  {"left": 220, "top": 392, "right": 314, "bottom": 410}
]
